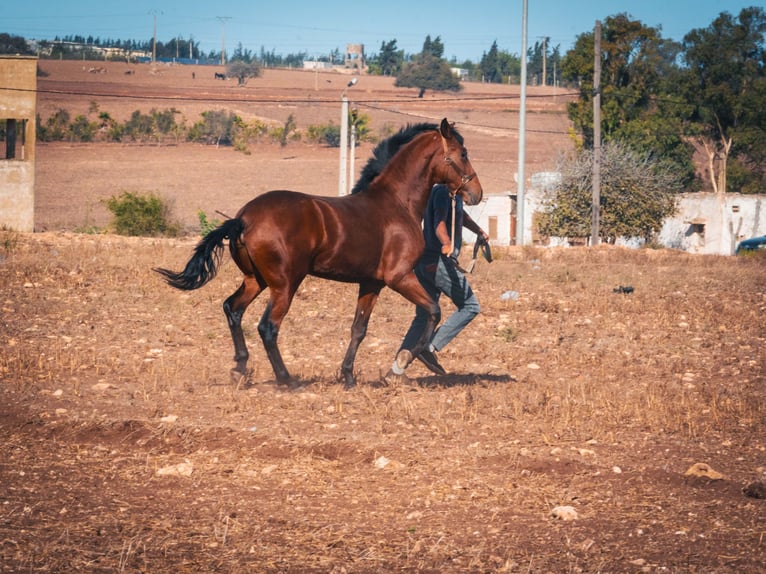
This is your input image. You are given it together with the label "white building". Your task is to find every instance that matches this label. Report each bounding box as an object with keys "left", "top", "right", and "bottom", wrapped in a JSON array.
[{"left": 658, "top": 193, "right": 766, "bottom": 255}]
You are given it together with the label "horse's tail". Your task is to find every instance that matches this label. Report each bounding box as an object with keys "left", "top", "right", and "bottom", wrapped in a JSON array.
[{"left": 154, "top": 218, "right": 245, "bottom": 290}]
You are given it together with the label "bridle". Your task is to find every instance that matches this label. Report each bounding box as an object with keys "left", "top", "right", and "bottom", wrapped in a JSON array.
[{"left": 444, "top": 154, "right": 476, "bottom": 198}]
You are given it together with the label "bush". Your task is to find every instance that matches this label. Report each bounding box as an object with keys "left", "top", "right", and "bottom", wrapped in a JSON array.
[
  {"left": 103, "top": 191, "right": 179, "bottom": 237},
  {"left": 197, "top": 210, "right": 221, "bottom": 237},
  {"left": 188, "top": 110, "right": 238, "bottom": 146},
  {"left": 306, "top": 122, "right": 340, "bottom": 147}
]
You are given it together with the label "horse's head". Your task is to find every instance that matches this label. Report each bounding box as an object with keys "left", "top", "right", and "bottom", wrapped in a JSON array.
[{"left": 437, "top": 118, "right": 483, "bottom": 206}]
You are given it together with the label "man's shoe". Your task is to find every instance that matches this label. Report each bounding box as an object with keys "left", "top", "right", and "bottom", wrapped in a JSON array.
[{"left": 417, "top": 349, "right": 447, "bottom": 375}]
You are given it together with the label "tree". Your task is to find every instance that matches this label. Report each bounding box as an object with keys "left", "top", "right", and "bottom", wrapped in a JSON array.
[
  {"left": 0, "top": 33, "right": 32, "bottom": 55},
  {"left": 561, "top": 13, "right": 696, "bottom": 188},
  {"left": 369, "top": 39, "right": 403, "bottom": 76},
  {"left": 230, "top": 42, "right": 253, "bottom": 63},
  {"left": 478, "top": 40, "right": 521, "bottom": 83},
  {"left": 226, "top": 59, "right": 261, "bottom": 85},
  {"left": 537, "top": 142, "right": 680, "bottom": 244},
  {"left": 528, "top": 37, "right": 562, "bottom": 86},
  {"left": 421, "top": 35, "right": 445, "bottom": 59},
  {"left": 679, "top": 7, "right": 766, "bottom": 195},
  {"left": 395, "top": 36, "right": 461, "bottom": 97}
]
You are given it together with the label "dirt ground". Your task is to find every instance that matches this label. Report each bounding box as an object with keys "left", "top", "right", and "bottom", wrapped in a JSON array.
[{"left": 1, "top": 61, "right": 765, "bottom": 573}]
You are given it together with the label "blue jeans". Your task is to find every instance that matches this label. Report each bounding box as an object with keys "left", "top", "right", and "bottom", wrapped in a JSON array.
[{"left": 400, "top": 255, "right": 480, "bottom": 353}]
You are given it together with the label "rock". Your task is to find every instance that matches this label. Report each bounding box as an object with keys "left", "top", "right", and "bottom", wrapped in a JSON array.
[
  {"left": 550, "top": 505, "right": 579, "bottom": 521},
  {"left": 684, "top": 462, "right": 725, "bottom": 480},
  {"left": 156, "top": 461, "right": 193, "bottom": 477},
  {"left": 743, "top": 481, "right": 766, "bottom": 499}
]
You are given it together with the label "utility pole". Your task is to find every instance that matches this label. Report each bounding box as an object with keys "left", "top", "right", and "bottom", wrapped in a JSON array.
[
  {"left": 217, "top": 16, "right": 231, "bottom": 66},
  {"left": 516, "top": 0, "right": 528, "bottom": 246},
  {"left": 539, "top": 36, "right": 547, "bottom": 86},
  {"left": 149, "top": 10, "right": 161, "bottom": 63},
  {"left": 591, "top": 20, "right": 602, "bottom": 246},
  {"left": 338, "top": 78, "right": 358, "bottom": 196}
]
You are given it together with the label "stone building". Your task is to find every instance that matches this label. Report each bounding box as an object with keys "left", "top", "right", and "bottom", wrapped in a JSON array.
[{"left": 0, "top": 55, "right": 37, "bottom": 232}]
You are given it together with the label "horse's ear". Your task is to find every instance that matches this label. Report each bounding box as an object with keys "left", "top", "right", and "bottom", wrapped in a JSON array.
[
  {"left": 439, "top": 118, "right": 453, "bottom": 139},
  {"left": 439, "top": 118, "right": 453, "bottom": 154}
]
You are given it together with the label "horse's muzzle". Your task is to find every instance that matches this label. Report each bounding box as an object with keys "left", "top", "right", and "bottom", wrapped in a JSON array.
[{"left": 460, "top": 174, "right": 483, "bottom": 206}]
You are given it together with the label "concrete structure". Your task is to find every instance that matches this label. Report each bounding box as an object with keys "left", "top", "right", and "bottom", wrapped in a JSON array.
[
  {"left": 658, "top": 193, "right": 766, "bottom": 255},
  {"left": 344, "top": 44, "right": 365, "bottom": 72},
  {"left": 0, "top": 55, "right": 37, "bottom": 232}
]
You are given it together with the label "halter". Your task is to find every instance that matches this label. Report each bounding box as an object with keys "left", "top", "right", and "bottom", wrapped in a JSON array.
[{"left": 444, "top": 155, "right": 477, "bottom": 198}]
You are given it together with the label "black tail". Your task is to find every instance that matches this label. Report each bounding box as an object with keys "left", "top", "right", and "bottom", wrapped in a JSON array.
[{"left": 154, "top": 218, "right": 245, "bottom": 290}]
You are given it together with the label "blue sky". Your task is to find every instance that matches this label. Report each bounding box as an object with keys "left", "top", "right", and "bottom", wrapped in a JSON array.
[{"left": 3, "top": 0, "right": 757, "bottom": 61}]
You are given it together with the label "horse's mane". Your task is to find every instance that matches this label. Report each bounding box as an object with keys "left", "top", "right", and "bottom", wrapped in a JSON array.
[{"left": 350, "top": 122, "right": 464, "bottom": 194}]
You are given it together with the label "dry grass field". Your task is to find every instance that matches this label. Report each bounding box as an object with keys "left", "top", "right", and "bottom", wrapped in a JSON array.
[{"left": 1, "top": 60, "right": 765, "bottom": 573}]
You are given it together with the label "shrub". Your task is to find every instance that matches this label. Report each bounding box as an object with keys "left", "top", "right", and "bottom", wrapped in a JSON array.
[
  {"left": 69, "top": 114, "right": 98, "bottom": 142},
  {"left": 269, "top": 114, "right": 299, "bottom": 147},
  {"left": 188, "top": 110, "right": 238, "bottom": 146},
  {"left": 306, "top": 122, "right": 340, "bottom": 147},
  {"left": 103, "top": 191, "right": 179, "bottom": 237},
  {"left": 197, "top": 210, "right": 222, "bottom": 237},
  {"left": 37, "top": 108, "right": 71, "bottom": 141}
]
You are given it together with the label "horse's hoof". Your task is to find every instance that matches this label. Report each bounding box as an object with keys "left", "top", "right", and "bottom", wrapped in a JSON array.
[
  {"left": 342, "top": 372, "right": 357, "bottom": 389},
  {"left": 230, "top": 368, "right": 251, "bottom": 387}
]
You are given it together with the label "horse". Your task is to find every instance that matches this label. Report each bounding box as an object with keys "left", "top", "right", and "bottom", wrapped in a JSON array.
[
  {"left": 214, "top": 72, "right": 226, "bottom": 80},
  {"left": 154, "top": 118, "right": 483, "bottom": 388}
]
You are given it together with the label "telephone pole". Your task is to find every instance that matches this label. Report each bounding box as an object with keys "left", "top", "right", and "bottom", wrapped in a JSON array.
[
  {"left": 149, "top": 10, "right": 161, "bottom": 63},
  {"left": 516, "top": 0, "right": 528, "bottom": 246},
  {"left": 591, "top": 20, "right": 602, "bottom": 246},
  {"left": 217, "top": 16, "right": 231, "bottom": 66}
]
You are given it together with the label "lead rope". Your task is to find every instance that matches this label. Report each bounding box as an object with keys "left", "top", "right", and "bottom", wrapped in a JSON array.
[{"left": 450, "top": 191, "right": 457, "bottom": 258}]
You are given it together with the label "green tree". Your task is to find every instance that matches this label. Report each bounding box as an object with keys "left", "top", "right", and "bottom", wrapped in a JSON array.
[
  {"left": 395, "top": 36, "right": 461, "bottom": 97},
  {"left": 230, "top": 42, "right": 254, "bottom": 63},
  {"left": 421, "top": 35, "right": 445, "bottom": 58},
  {"left": 478, "top": 40, "right": 521, "bottom": 83},
  {"left": 563, "top": 14, "right": 681, "bottom": 145},
  {"left": 537, "top": 142, "right": 680, "bottom": 244},
  {"left": 561, "top": 13, "right": 696, "bottom": 188},
  {"left": 0, "top": 33, "right": 32, "bottom": 55},
  {"left": 528, "top": 38, "right": 562, "bottom": 86},
  {"left": 369, "top": 39, "right": 403, "bottom": 76},
  {"left": 679, "top": 6, "right": 766, "bottom": 195}
]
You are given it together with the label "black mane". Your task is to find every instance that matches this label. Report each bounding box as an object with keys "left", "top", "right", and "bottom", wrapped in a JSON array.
[{"left": 350, "top": 122, "right": 464, "bottom": 194}]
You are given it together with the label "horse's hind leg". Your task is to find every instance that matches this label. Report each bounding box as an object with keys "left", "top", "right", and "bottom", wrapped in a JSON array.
[
  {"left": 341, "top": 281, "right": 383, "bottom": 388},
  {"left": 223, "top": 275, "right": 263, "bottom": 381},
  {"left": 257, "top": 286, "right": 297, "bottom": 385}
]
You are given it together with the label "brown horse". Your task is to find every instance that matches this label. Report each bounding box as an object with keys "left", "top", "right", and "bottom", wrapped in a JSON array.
[{"left": 154, "top": 118, "right": 483, "bottom": 388}]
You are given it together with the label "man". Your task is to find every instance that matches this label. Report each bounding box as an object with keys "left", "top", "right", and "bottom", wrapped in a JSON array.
[{"left": 387, "top": 183, "right": 489, "bottom": 379}]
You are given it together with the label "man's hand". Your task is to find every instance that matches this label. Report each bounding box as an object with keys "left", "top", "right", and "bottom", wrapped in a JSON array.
[{"left": 441, "top": 242, "right": 453, "bottom": 256}]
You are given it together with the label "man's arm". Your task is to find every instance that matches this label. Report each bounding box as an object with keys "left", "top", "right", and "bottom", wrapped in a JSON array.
[
  {"left": 463, "top": 212, "right": 489, "bottom": 241},
  {"left": 435, "top": 221, "right": 453, "bottom": 255}
]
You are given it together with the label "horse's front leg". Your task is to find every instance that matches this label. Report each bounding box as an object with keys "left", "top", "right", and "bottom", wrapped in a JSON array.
[
  {"left": 223, "top": 276, "right": 263, "bottom": 383},
  {"left": 341, "top": 281, "right": 384, "bottom": 388}
]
